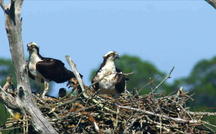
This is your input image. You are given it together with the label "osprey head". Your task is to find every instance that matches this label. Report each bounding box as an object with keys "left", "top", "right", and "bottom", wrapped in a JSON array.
[
  {"left": 27, "top": 42, "right": 39, "bottom": 52},
  {"left": 103, "top": 51, "right": 119, "bottom": 60}
]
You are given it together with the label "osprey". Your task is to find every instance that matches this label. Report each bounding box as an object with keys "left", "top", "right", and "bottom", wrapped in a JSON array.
[
  {"left": 27, "top": 42, "right": 79, "bottom": 98},
  {"left": 58, "top": 88, "right": 67, "bottom": 98},
  {"left": 91, "top": 51, "right": 128, "bottom": 97}
]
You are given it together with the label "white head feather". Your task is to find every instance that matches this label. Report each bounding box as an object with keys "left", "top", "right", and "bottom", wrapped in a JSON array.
[
  {"left": 103, "top": 51, "right": 119, "bottom": 58},
  {"left": 27, "top": 42, "right": 38, "bottom": 48}
]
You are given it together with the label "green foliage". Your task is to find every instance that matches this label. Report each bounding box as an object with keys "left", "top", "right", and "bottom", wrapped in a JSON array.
[
  {"left": 0, "top": 103, "right": 9, "bottom": 127},
  {"left": 0, "top": 59, "right": 15, "bottom": 86},
  {"left": 174, "top": 56, "right": 216, "bottom": 109}
]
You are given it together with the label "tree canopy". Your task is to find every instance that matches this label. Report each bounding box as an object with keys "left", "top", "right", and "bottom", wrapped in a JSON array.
[{"left": 172, "top": 56, "right": 216, "bottom": 110}]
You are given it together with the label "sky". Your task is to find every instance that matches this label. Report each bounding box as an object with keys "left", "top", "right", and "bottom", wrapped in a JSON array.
[{"left": 0, "top": 0, "right": 215, "bottom": 96}]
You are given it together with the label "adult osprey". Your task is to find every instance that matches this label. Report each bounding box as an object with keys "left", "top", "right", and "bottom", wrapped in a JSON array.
[
  {"left": 27, "top": 42, "right": 79, "bottom": 98},
  {"left": 91, "top": 51, "right": 128, "bottom": 97}
]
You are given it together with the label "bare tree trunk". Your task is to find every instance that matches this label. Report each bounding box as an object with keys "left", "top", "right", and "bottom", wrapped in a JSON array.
[
  {"left": 205, "top": 0, "right": 216, "bottom": 9},
  {"left": 0, "top": 0, "right": 58, "bottom": 133}
]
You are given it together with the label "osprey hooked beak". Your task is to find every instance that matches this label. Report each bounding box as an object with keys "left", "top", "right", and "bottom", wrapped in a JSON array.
[
  {"left": 27, "top": 42, "right": 39, "bottom": 52},
  {"left": 103, "top": 51, "right": 120, "bottom": 60},
  {"left": 115, "top": 53, "right": 120, "bottom": 59}
]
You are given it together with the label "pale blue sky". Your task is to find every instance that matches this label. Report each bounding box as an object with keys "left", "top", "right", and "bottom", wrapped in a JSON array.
[{"left": 0, "top": 0, "right": 215, "bottom": 96}]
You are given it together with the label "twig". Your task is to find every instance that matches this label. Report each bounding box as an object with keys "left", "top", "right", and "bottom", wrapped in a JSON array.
[
  {"left": 0, "top": 86, "right": 19, "bottom": 110},
  {"left": 117, "top": 105, "right": 200, "bottom": 124},
  {"left": 0, "top": 0, "right": 5, "bottom": 10},
  {"left": 151, "top": 66, "right": 175, "bottom": 93},
  {"left": 202, "top": 121, "right": 216, "bottom": 129},
  {"left": 114, "top": 106, "right": 120, "bottom": 131},
  {"left": 188, "top": 112, "right": 216, "bottom": 116},
  {"left": 0, "top": 126, "right": 20, "bottom": 131},
  {"left": 121, "top": 72, "right": 134, "bottom": 76},
  {"left": 65, "top": 55, "right": 89, "bottom": 99},
  {"left": 205, "top": 0, "right": 216, "bottom": 9},
  {"left": 145, "top": 115, "right": 170, "bottom": 132}
]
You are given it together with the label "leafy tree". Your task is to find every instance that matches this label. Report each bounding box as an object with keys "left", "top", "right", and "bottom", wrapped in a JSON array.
[
  {"left": 172, "top": 56, "right": 216, "bottom": 109},
  {"left": 90, "top": 55, "right": 171, "bottom": 95},
  {"left": 0, "top": 59, "right": 15, "bottom": 86}
]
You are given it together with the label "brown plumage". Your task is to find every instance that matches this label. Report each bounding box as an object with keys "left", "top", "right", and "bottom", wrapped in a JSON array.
[{"left": 27, "top": 42, "right": 81, "bottom": 98}]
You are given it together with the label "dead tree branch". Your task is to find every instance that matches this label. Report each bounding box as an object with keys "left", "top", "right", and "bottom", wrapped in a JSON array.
[
  {"left": 0, "top": 0, "right": 57, "bottom": 133},
  {"left": 65, "top": 55, "right": 89, "bottom": 98},
  {"left": 205, "top": 0, "right": 216, "bottom": 9},
  {"left": 0, "top": 86, "right": 19, "bottom": 111},
  {"left": 152, "top": 66, "right": 175, "bottom": 93}
]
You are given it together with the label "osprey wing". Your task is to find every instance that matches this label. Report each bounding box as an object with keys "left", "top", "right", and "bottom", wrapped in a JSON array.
[
  {"left": 43, "top": 58, "right": 65, "bottom": 66},
  {"left": 91, "top": 70, "right": 100, "bottom": 90},
  {"left": 115, "top": 74, "right": 127, "bottom": 94},
  {"left": 115, "top": 67, "right": 129, "bottom": 93},
  {"left": 116, "top": 67, "right": 129, "bottom": 80},
  {"left": 36, "top": 58, "right": 72, "bottom": 83},
  {"left": 116, "top": 68, "right": 121, "bottom": 73}
]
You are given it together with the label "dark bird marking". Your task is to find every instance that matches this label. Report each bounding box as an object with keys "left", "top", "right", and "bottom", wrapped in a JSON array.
[
  {"left": 91, "top": 51, "right": 128, "bottom": 97},
  {"left": 27, "top": 42, "right": 81, "bottom": 98}
]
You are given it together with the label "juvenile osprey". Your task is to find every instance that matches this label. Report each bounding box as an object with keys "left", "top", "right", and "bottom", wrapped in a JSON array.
[
  {"left": 58, "top": 88, "right": 67, "bottom": 98},
  {"left": 27, "top": 42, "right": 79, "bottom": 98},
  {"left": 91, "top": 51, "right": 128, "bottom": 97}
]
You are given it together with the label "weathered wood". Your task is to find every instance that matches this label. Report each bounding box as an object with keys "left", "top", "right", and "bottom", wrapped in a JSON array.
[
  {"left": 205, "top": 0, "right": 216, "bottom": 9},
  {"left": 0, "top": 86, "right": 19, "bottom": 111},
  {"left": 116, "top": 105, "right": 200, "bottom": 124},
  {"left": 65, "top": 55, "right": 89, "bottom": 98},
  {"left": 0, "top": 0, "right": 58, "bottom": 133}
]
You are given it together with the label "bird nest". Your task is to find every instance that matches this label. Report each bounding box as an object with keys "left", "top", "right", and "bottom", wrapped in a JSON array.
[
  {"left": 1, "top": 87, "right": 216, "bottom": 134},
  {"left": 0, "top": 59, "right": 216, "bottom": 134}
]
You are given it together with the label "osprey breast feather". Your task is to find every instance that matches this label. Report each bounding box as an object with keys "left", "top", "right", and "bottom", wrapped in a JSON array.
[{"left": 91, "top": 51, "right": 128, "bottom": 97}]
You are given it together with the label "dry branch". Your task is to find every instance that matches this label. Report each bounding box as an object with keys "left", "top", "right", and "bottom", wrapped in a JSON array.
[
  {"left": 188, "top": 111, "right": 216, "bottom": 116},
  {"left": 152, "top": 66, "right": 175, "bottom": 93},
  {"left": 0, "top": 0, "right": 57, "bottom": 133},
  {"left": 205, "top": 0, "right": 216, "bottom": 9},
  {"left": 65, "top": 55, "right": 88, "bottom": 98},
  {"left": 116, "top": 105, "right": 199, "bottom": 124},
  {"left": 1, "top": 77, "right": 215, "bottom": 133}
]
